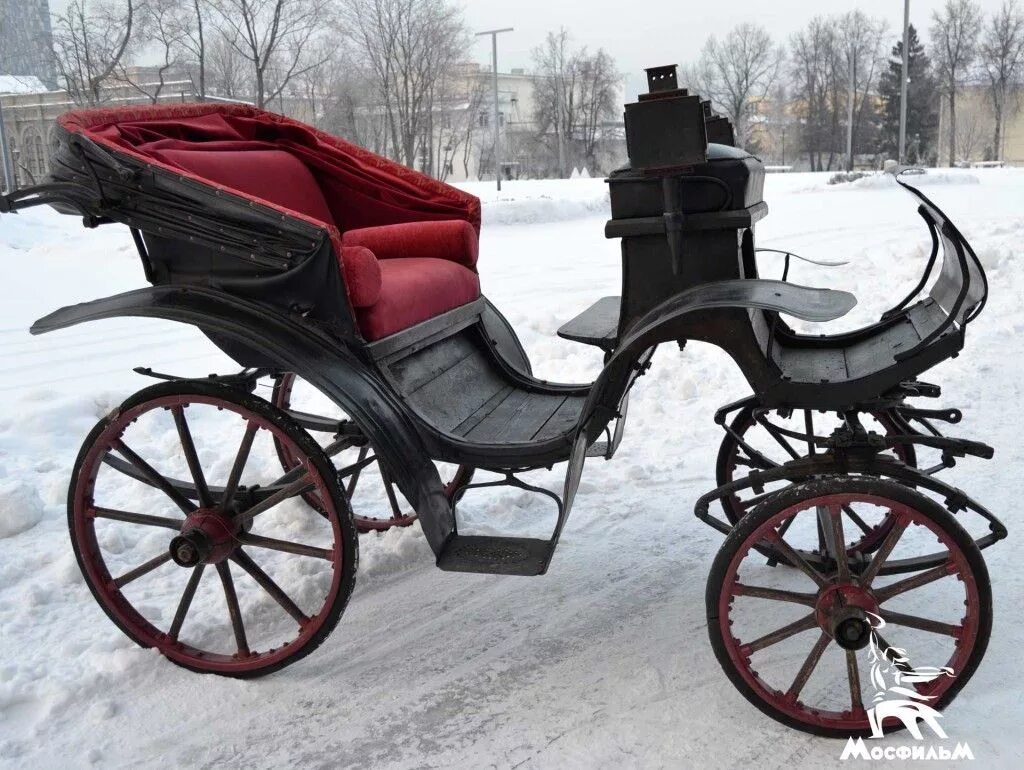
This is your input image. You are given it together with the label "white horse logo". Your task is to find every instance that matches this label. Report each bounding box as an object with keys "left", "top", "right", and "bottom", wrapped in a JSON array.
[{"left": 865, "top": 612, "right": 954, "bottom": 739}]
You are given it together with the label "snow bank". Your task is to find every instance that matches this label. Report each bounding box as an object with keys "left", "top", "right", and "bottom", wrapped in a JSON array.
[
  {"left": 0, "top": 480, "right": 46, "bottom": 538},
  {"left": 454, "top": 178, "right": 610, "bottom": 225}
]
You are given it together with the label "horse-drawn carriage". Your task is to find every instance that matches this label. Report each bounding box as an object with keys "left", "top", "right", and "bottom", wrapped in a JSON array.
[{"left": 1, "top": 64, "right": 1005, "bottom": 738}]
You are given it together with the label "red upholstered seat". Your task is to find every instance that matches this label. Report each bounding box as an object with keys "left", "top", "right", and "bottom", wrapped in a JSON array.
[
  {"left": 357, "top": 258, "right": 481, "bottom": 341},
  {"left": 147, "top": 146, "right": 481, "bottom": 340}
]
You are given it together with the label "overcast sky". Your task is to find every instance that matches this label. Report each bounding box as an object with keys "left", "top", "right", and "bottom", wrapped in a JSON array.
[{"left": 463, "top": 0, "right": 1010, "bottom": 90}]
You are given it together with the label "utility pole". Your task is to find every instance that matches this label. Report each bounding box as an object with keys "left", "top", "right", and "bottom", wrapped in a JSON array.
[
  {"left": 898, "top": 0, "right": 910, "bottom": 165},
  {"left": 476, "top": 27, "right": 513, "bottom": 191},
  {"left": 0, "top": 98, "right": 16, "bottom": 194}
]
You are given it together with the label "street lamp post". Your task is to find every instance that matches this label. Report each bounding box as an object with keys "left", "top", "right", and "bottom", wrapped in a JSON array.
[
  {"left": 475, "top": 27, "right": 513, "bottom": 191},
  {"left": 899, "top": 0, "right": 910, "bottom": 165},
  {"left": 0, "top": 98, "right": 16, "bottom": 194}
]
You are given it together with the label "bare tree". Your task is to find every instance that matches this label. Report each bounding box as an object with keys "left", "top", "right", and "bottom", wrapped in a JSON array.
[
  {"left": 931, "top": 0, "right": 983, "bottom": 166},
  {"left": 173, "top": 0, "right": 211, "bottom": 99},
  {"left": 123, "top": 0, "right": 186, "bottom": 103},
  {"left": 532, "top": 29, "right": 620, "bottom": 175},
  {"left": 839, "top": 10, "right": 888, "bottom": 170},
  {"left": 211, "top": 0, "right": 330, "bottom": 109},
  {"left": 206, "top": 31, "right": 250, "bottom": 99},
  {"left": 790, "top": 18, "right": 844, "bottom": 171},
  {"left": 954, "top": 105, "right": 993, "bottom": 160},
  {"left": 692, "top": 23, "right": 784, "bottom": 149},
  {"left": 980, "top": 0, "right": 1024, "bottom": 159},
  {"left": 52, "top": 0, "right": 135, "bottom": 106},
  {"left": 340, "top": 0, "right": 468, "bottom": 170}
]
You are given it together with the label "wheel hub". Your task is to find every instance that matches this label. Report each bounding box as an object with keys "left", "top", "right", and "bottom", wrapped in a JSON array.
[
  {"left": 814, "top": 583, "right": 879, "bottom": 651},
  {"left": 170, "top": 509, "right": 239, "bottom": 566}
]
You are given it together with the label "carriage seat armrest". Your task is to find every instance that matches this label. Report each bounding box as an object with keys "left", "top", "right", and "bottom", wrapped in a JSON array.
[{"left": 342, "top": 219, "right": 478, "bottom": 269}]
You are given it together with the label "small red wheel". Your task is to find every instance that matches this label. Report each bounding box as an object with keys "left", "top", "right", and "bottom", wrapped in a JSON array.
[
  {"left": 706, "top": 476, "right": 991, "bottom": 737},
  {"left": 715, "top": 408, "right": 916, "bottom": 554},
  {"left": 69, "top": 380, "right": 358, "bottom": 677},
  {"left": 271, "top": 372, "right": 472, "bottom": 532}
]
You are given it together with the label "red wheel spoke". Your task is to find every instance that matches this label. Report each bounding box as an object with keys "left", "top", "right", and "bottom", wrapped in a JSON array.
[
  {"left": 172, "top": 406, "right": 212, "bottom": 508},
  {"left": 169, "top": 564, "right": 205, "bottom": 640},
  {"left": 236, "top": 532, "right": 332, "bottom": 561},
  {"left": 92, "top": 507, "right": 184, "bottom": 531},
  {"left": 221, "top": 422, "right": 258, "bottom": 507},
  {"left": 787, "top": 631, "right": 830, "bottom": 700},
  {"left": 232, "top": 550, "right": 309, "bottom": 625},
  {"left": 742, "top": 613, "right": 818, "bottom": 654},
  {"left": 826, "top": 505, "right": 850, "bottom": 581},
  {"left": 732, "top": 583, "right": 818, "bottom": 607},
  {"left": 765, "top": 532, "right": 829, "bottom": 588},
  {"left": 114, "top": 552, "right": 173, "bottom": 588},
  {"left": 874, "top": 561, "right": 956, "bottom": 603},
  {"left": 234, "top": 474, "right": 314, "bottom": 525},
  {"left": 216, "top": 562, "right": 250, "bottom": 656},
  {"left": 846, "top": 650, "right": 863, "bottom": 712},
  {"left": 112, "top": 440, "right": 196, "bottom": 515},
  {"left": 860, "top": 515, "right": 909, "bottom": 586},
  {"left": 879, "top": 609, "right": 961, "bottom": 637}
]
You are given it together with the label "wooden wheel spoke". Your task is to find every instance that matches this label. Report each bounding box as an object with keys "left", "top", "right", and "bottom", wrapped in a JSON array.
[
  {"left": 874, "top": 632, "right": 914, "bottom": 673},
  {"left": 787, "top": 631, "right": 830, "bottom": 700},
  {"left": 846, "top": 649, "right": 863, "bottom": 711},
  {"left": 879, "top": 609, "right": 961, "bottom": 637},
  {"left": 826, "top": 505, "right": 850, "bottom": 581},
  {"left": 842, "top": 504, "right": 873, "bottom": 536},
  {"left": 344, "top": 446, "right": 371, "bottom": 496},
  {"left": 112, "top": 440, "right": 196, "bottom": 515},
  {"left": 379, "top": 466, "right": 405, "bottom": 518},
  {"left": 172, "top": 406, "right": 212, "bottom": 508},
  {"left": 765, "top": 531, "right": 829, "bottom": 588},
  {"left": 113, "top": 552, "right": 173, "bottom": 588},
  {"left": 234, "top": 474, "right": 314, "bottom": 525},
  {"left": 860, "top": 516, "right": 909, "bottom": 586},
  {"left": 169, "top": 564, "right": 205, "bottom": 640},
  {"left": 222, "top": 422, "right": 258, "bottom": 506},
  {"left": 236, "top": 532, "right": 332, "bottom": 561},
  {"left": 732, "top": 583, "right": 818, "bottom": 607},
  {"left": 232, "top": 550, "right": 309, "bottom": 625},
  {"left": 92, "top": 507, "right": 184, "bottom": 531},
  {"left": 743, "top": 613, "right": 818, "bottom": 654},
  {"left": 217, "top": 562, "right": 249, "bottom": 656},
  {"left": 874, "top": 561, "right": 956, "bottom": 603}
]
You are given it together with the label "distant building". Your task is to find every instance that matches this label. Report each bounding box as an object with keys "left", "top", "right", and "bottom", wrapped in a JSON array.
[{"left": 0, "top": 0, "right": 57, "bottom": 88}]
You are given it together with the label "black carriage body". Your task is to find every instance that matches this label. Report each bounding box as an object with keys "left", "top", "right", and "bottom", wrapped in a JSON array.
[{"left": 3, "top": 72, "right": 992, "bottom": 575}]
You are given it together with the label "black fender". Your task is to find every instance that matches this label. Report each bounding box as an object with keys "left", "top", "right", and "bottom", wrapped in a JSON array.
[
  {"left": 31, "top": 285, "right": 456, "bottom": 555},
  {"left": 559, "top": 279, "right": 856, "bottom": 520}
]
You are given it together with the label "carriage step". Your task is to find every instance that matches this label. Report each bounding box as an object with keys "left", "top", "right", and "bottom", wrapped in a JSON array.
[
  {"left": 557, "top": 296, "right": 620, "bottom": 352},
  {"left": 436, "top": 535, "right": 554, "bottom": 576},
  {"left": 586, "top": 441, "right": 608, "bottom": 457}
]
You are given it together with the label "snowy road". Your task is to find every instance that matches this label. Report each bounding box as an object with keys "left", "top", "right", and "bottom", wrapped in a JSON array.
[{"left": 1, "top": 172, "right": 1022, "bottom": 768}]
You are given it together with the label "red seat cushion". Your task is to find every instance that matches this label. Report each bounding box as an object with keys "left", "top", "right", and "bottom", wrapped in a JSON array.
[
  {"left": 357, "top": 258, "right": 480, "bottom": 341},
  {"left": 150, "top": 148, "right": 336, "bottom": 225},
  {"left": 342, "top": 220, "right": 478, "bottom": 268}
]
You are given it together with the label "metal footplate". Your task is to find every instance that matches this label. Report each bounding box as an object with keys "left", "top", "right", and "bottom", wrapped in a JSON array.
[
  {"left": 435, "top": 433, "right": 589, "bottom": 577},
  {"left": 437, "top": 535, "right": 555, "bottom": 576}
]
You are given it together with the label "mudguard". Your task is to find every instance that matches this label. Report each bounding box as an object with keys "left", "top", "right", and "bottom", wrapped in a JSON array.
[
  {"left": 31, "top": 285, "right": 456, "bottom": 555},
  {"left": 559, "top": 279, "right": 856, "bottom": 516}
]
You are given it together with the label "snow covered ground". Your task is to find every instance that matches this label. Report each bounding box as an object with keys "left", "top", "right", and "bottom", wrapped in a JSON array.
[{"left": 1, "top": 169, "right": 1023, "bottom": 768}]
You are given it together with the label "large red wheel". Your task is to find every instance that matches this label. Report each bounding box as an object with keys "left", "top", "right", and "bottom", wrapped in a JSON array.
[
  {"left": 707, "top": 476, "right": 991, "bottom": 737},
  {"left": 716, "top": 408, "right": 916, "bottom": 555},
  {"left": 271, "top": 372, "right": 473, "bottom": 532},
  {"left": 68, "top": 380, "right": 358, "bottom": 677}
]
